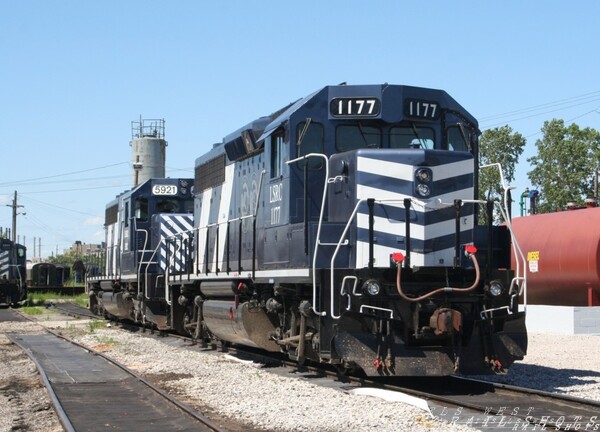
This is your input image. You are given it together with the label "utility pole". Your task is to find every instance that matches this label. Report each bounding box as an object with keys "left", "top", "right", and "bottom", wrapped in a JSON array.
[{"left": 6, "top": 191, "right": 25, "bottom": 243}]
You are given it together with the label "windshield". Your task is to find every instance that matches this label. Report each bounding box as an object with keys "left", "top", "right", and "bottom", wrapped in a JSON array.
[
  {"left": 390, "top": 127, "right": 435, "bottom": 149},
  {"left": 447, "top": 125, "right": 470, "bottom": 151},
  {"left": 336, "top": 125, "right": 381, "bottom": 152},
  {"left": 297, "top": 121, "right": 324, "bottom": 169}
]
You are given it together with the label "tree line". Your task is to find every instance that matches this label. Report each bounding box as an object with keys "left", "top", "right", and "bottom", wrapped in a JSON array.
[{"left": 478, "top": 119, "right": 600, "bottom": 220}]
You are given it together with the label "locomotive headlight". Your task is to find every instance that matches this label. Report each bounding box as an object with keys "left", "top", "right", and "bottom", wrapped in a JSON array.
[
  {"left": 415, "top": 168, "right": 433, "bottom": 197},
  {"left": 362, "top": 279, "right": 381, "bottom": 296},
  {"left": 487, "top": 280, "right": 504, "bottom": 297},
  {"left": 415, "top": 168, "right": 432, "bottom": 183},
  {"left": 416, "top": 183, "right": 431, "bottom": 197}
]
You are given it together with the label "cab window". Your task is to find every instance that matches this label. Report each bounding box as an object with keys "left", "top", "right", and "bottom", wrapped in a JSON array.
[
  {"left": 447, "top": 126, "right": 469, "bottom": 151},
  {"left": 271, "top": 133, "right": 284, "bottom": 178},
  {"left": 156, "top": 199, "right": 179, "bottom": 213},
  {"left": 124, "top": 201, "right": 130, "bottom": 227},
  {"left": 335, "top": 125, "right": 381, "bottom": 152},
  {"left": 135, "top": 198, "right": 149, "bottom": 221},
  {"left": 183, "top": 198, "right": 194, "bottom": 213},
  {"left": 390, "top": 127, "right": 435, "bottom": 149},
  {"left": 296, "top": 121, "right": 324, "bottom": 170}
]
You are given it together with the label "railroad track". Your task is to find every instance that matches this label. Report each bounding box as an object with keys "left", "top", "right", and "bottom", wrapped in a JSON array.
[
  {"left": 371, "top": 375, "right": 600, "bottom": 430},
  {"left": 5, "top": 307, "right": 228, "bottom": 432},
  {"left": 45, "top": 303, "right": 600, "bottom": 431},
  {"left": 47, "top": 301, "right": 99, "bottom": 319}
]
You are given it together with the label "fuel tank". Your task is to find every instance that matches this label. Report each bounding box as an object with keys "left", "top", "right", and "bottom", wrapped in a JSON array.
[
  {"left": 511, "top": 208, "right": 600, "bottom": 306},
  {"left": 202, "top": 300, "right": 280, "bottom": 351},
  {"left": 98, "top": 290, "right": 134, "bottom": 319}
]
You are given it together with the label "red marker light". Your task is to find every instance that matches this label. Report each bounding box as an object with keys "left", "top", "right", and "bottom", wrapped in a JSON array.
[
  {"left": 465, "top": 245, "right": 478, "bottom": 255},
  {"left": 392, "top": 252, "right": 405, "bottom": 263}
]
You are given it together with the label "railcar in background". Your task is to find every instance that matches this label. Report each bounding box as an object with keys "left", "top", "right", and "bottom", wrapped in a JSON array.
[
  {"left": 0, "top": 238, "right": 27, "bottom": 305},
  {"left": 27, "top": 262, "right": 57, "bottom": 288},
  {"left": 511, "top": 206, "right": 600, "bottom": 306}
]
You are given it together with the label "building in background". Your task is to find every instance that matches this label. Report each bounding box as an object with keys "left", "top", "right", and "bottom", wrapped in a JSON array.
[{"left": 63, "top": 241, "right": 103, "bottom": 258}]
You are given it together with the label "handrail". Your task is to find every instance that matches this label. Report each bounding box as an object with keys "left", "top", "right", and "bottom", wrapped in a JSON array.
[
  {"left": 328, "top": 196, "right": 488, "bottom": 319},
  {"left": 132, "top": 217, "right": 150, "bottom": 299},
  {"left": 164, "top": 233, "right": 183, "bottom": 305},
  {"left": 163, "top": 229, "right": 194, "bottom": 304},
  {"left": 287, "top": 154, "right": 329, "bottom": 316},
  {"left": 192, "top": 170, "right": 264, "bottom": 277},
  {"left": 359, "top": 305, "right": 394, "bottom": 319},
  {"left": 340, "top": 276, "right": 357, "bottom": 311},
  {"left": 193, "top": 213, "right": 256, "bottom": 276},
  {"left": 329, "top": 197, "right": 434, "bottom": 319},
  {"left": 480, "top": 163, "right": 528, "bottom": 312},
  {"left": 329, "top": 198, "right": 365, "bottom": 319},
  {"left": 495, "top": 200, "right": 527, "bottom": 308},
  {"left": 7, "top": 264, "right": 25, "bottom": 290},
  {"left": 143, "top": 242, "right": 161, "bottom": 300}
]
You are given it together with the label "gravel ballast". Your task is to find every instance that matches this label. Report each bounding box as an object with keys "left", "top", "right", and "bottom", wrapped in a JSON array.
[{"left": 1, "top": 313, "right": 599, "bottom": 431}]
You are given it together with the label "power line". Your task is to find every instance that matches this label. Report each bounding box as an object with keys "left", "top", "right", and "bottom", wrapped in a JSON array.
[
  {"left": 165, "top": 166, "right": 194, "bottom": 174},
  {"left": 479, "top": 90, "right": 600, "bottom": 122},
  {"left": 0, "top": 174, "right": 130, "bottom": 188},
  {"left": 0, "top": 161, "right": 130, "bottom": 187},
  {"left": 16, "top": 183, "right": 130, "bottom": 195},
  {"left": 480, "top": 97, "right": 600, "bottom": 130},
  {"left": 20, "top": 194, "right": 101, "bottom": 217}
]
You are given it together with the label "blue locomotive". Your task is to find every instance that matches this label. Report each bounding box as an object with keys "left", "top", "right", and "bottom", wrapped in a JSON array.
[
  {"left": 165, "top": 83, "right": 527, "bottom": 376},
  {"left": 87, "top": 177, "right": 194, "bottom": 328},
  {"left": 0, "top": 238, "right": 27, "bottom": 305}
]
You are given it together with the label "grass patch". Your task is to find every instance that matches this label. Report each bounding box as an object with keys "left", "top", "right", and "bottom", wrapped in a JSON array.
[
  {"left": 26, "top": 292, "right": 88, "bottom": 307},
  {"left": 21, "top": 306, "right": 45, "bottom": 315},
  {"left": 94, "top": 335, "right": 119, "bottom": 346},
  {"left": 88, "top": 320, "right": 107, "bottom": 332},
  {"left": 72, "top": 294, "right": 89, "bottom": 308}
]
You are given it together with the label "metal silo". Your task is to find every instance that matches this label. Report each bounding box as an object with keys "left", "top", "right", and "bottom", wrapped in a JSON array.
[{"left": 130, "top": 117, "right": 167, "bottom": 186}]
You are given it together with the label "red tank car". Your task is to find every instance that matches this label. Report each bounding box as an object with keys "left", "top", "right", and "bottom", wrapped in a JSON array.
[{"left": 511, "top": 207, "right": 600, "bottom": 306}]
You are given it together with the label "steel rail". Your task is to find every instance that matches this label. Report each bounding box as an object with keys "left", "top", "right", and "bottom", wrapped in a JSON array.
[
  {"left": 14, "top": 307, "right": 227, "bottom": 432},
  {"left": 57, "top": 303, "right": 600, "bottom": 431}
]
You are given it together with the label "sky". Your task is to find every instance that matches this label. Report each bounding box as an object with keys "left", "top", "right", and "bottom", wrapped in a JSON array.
[{"left": 1, "top": 1, "right": 599, "bottom": 259}]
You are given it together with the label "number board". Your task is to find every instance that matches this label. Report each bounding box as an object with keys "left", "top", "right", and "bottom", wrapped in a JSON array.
[
  {"left": 404, "top": 99, "right": 440, "bottom": 120},
  {"left": 152, "top": 185, "right": 178, "bottom": 196},
  {"left": 330, "top": 97, "right": 381, "bottom": 117}
]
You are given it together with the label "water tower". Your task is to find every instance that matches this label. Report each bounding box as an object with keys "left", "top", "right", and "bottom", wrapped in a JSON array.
[{"left": 130, "top": 117, "right": 167, "bottom": 186}]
